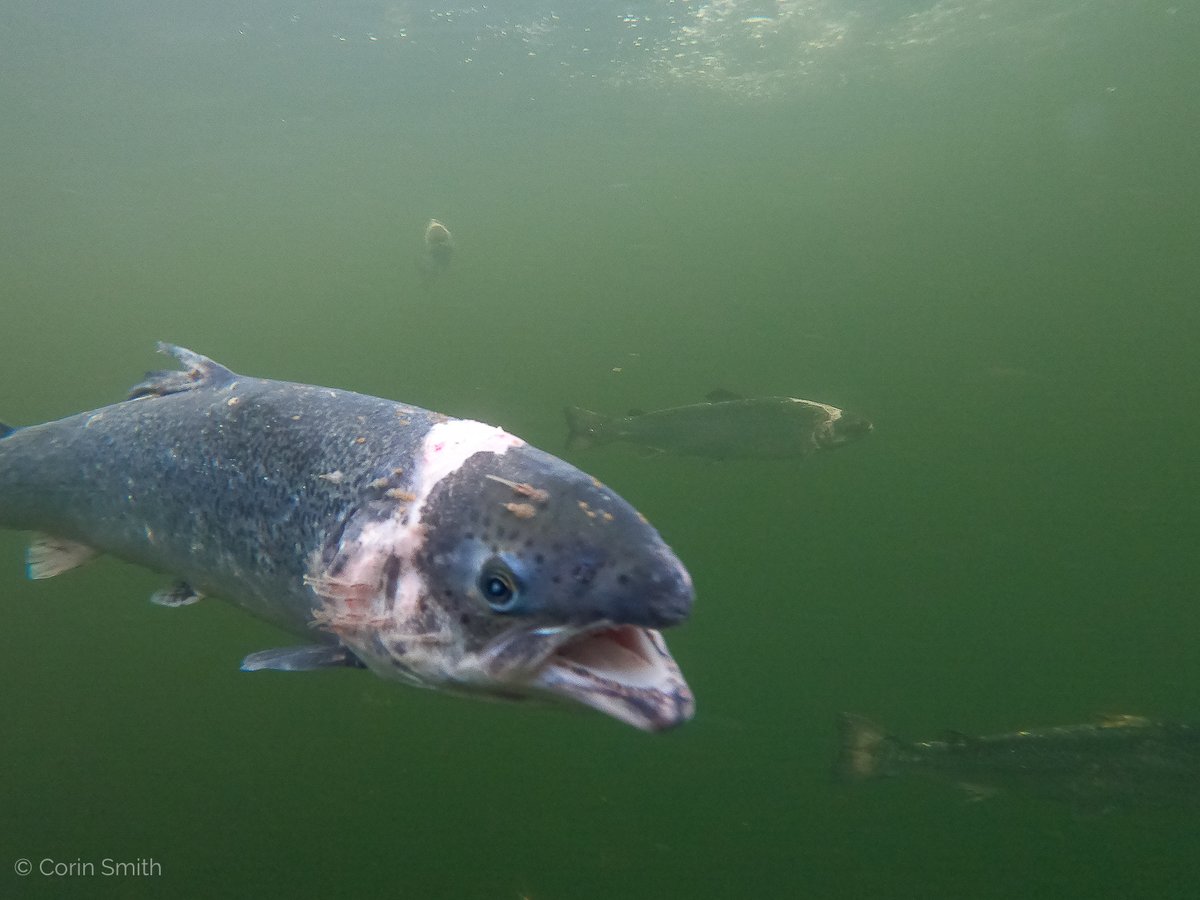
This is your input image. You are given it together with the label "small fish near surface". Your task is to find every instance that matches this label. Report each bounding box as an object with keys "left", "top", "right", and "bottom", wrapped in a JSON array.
[
  {"left": 419, "top": 218, "right": 454, "bottom": 283},
  {"left": 836, "top": 712, "right": 1200, "bottom": 810},
  {"left": 564, "top": 390, "right": 872, "bottom": 460},
  {"left": 0, "top": 344, "right": 696, "bottom": 731}
]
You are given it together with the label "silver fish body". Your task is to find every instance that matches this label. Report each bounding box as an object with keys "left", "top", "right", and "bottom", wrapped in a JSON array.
[
  {"left": 837, "top": 713, "right": 1200, "bottom": 809},
  {"left": 0, "top": 345, "right": 695, "bottom": 731},
  {"left": 565, "top": 393, "right": 872, "bottom": 459}
]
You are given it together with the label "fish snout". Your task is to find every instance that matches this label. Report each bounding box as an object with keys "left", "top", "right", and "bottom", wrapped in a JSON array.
[{"left": 624, "top": 551, "right": 694, "bottom": 628}]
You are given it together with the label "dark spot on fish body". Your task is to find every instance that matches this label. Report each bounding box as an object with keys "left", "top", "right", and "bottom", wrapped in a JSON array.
[{"left": 382, "top": 555, "right": 401, "bottom": 610}]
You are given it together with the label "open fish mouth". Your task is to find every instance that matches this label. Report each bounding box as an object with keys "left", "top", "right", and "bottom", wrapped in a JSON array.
[
  {"left": 536, "top": 625, "right": 694, "bottom": 731},
  {"left": 484, "top": 623, "right": 694, "bottom": 731}
]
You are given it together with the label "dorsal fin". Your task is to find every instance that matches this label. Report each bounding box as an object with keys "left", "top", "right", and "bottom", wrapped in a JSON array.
[
  {"left": 128, "top": 343, "right": 237, "bottom": 399},
  {"left": 706, "top": 389, "right": 744, "bottom": 403},
  {"left": 0, "top": 421, "right": 14, "bottom": 439}
]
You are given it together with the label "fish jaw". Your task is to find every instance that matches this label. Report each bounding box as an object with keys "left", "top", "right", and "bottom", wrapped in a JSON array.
[
  {"left": 319, "top": 598, "right": 695, "bottom": 731},
  {"left": 536, "top": 625, "right": 694, "bottom": 731},
  {"left": 476, "top": 621, "right": 694, "bottom": 731}
]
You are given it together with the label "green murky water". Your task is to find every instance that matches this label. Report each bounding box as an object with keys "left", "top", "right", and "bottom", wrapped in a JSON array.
[{"left": 2, "top": 1, "right": 1198, "bottom": 897}]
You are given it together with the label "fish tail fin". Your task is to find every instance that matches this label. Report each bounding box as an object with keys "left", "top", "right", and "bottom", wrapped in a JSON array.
[
  {"left": 564, "top": 406, "right": 613, "bottom": 450},
  {"left": 835, "top": 713, "right": 899, "bottom": 782}
]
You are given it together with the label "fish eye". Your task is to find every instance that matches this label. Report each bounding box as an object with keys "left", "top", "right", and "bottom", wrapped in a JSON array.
[{"left": 478, "top": 559, "right": 521, "bottom": 613}]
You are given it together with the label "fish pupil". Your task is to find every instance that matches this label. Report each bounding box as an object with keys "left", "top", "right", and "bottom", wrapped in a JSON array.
[{"left": 479, "top": 565, "right": 519, "bottom": 612}]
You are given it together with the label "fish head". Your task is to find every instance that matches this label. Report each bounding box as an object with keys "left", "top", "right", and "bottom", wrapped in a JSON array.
[
  {"left": 314, "top": 421, "right": 695, "bottom": 731},
  {"left": 819, "top": 408, "right": 873, "bottom": 448},
  {"left": 423, "top": 218, "right": 453, "bottom": 247},
  {"left": 418, "top": 442, "right": 695, "bottom": 730},
  {"left": 421, "top": 449, "right": 694, "bottom": 630},
  {"left": 421, "top": 219, "right": 455, "bottom": 271}
]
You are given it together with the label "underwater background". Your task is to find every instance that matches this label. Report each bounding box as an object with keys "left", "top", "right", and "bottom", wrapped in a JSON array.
[{"left": 2, "top": 1, "right": 1198, "bottom": 897}]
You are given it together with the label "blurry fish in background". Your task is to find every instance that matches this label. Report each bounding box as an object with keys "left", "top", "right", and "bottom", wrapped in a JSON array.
[
  {"left": 836, "top": 713, "right": 1200, "bottom": 811},
  {"left": 419, "top": 218, "right": 454, "bottom": 285},
  {"left": 564, "top": 390, "right": 872, "bottom": 460}
]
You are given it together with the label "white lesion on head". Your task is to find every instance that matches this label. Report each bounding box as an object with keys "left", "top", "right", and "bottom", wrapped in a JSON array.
[
  {"left": 785, "top": 397, "right": 840, "bottom": 447},
  {"left": 409, "top": 419, "right": 523, "bottom": 518},
  {"left": 304, "top": 418, "right": 524, "bottom": 685}
]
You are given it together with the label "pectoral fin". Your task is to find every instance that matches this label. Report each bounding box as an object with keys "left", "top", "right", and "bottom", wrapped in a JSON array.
[
  {"left": 240, "top": 645, "right": 365, "bottom": 672},
  {"left": 26, "top": 534, "right": 98, "bottom": 579}
]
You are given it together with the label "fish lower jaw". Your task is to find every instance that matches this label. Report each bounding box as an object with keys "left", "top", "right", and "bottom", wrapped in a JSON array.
[
  {"left": 350, "top": 622, "right": 695, "bottom": 732},
  {"left": 531, "top": 624, "right": 695, "bottom": 732}
]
